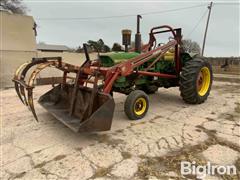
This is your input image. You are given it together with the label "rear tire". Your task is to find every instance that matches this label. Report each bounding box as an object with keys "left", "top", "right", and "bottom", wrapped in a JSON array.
[
  {"left": 179, "top": 57, "right": 213, "bottom": 104},
  {"left": 124, "top": 90, "right": 149, "bottom": 120}
]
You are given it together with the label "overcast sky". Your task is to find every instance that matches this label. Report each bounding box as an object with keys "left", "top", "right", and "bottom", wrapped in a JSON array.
[{"left": 23, "top": 0, "right": 239, "bottom": 57}]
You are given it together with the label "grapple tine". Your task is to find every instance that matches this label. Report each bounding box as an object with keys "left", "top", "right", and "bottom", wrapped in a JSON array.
[
  {"left": 13, "top": 62, "right": 30, "bottom": 105},
  {"left": 28, "top": 62, "right": 53, "bottom": 87},
  {"left": 15, "top": 60, "right": 58, "bottom": 106},
  {"left": 14, "top": 62, "right": 29, "bottom": 79},
  {"left": 14, "top": 82, "right": 25, "bottom": 104},
  {"left": 27, "top": 62, "right": 54, "bottom": 121},
  {"left": 27, "top": 87, "right": 38, "bottom": 121},
  {"left": 13, "top": 58, "right": 62, "bottom": 122},
  {"left": 20, "top": 86, "right": 29, "bottom": 106}
]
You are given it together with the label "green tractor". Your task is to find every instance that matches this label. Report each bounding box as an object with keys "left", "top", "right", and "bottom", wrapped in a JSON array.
[{"left": 13, "top": 16, "right": 213, "bottom": 132}]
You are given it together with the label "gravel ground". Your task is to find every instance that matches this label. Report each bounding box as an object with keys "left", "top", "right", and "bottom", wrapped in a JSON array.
[{"left": 1, "top": 81, "right": 239, "bottom": 180}]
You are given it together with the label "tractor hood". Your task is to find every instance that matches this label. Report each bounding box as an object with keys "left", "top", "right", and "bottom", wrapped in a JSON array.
[{"left": 99, "top": 52, "right": 139, "bottom": 67}]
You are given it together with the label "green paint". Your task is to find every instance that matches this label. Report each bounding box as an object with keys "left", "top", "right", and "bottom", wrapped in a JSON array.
[
  {"left": 99, "top": 52, "right": 139, "bottom": 67},
  {"left": 99, "top": 51, "right": 192, "bottom": 92}
]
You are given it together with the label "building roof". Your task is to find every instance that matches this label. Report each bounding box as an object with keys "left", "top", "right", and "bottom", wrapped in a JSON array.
[{"left": 37, "top": 43, "right": 69, "bottom": 51}]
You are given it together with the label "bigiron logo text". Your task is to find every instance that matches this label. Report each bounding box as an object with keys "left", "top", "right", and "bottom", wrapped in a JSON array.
[{"left": 181, "top": 161, "right": 236, "bottom": 179}]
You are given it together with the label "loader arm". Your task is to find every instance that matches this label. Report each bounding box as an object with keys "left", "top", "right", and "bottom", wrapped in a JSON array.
[
  {"left": 85, "top": 25, "right": 182, "bottom": 94},
  {"left": 100, "top": 39, "right": 178, "bottom": 93}
]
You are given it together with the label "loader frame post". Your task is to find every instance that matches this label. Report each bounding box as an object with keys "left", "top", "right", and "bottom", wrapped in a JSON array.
[
  {"left": 63, "top": 71, "right": 67, "bottom": 85},
  {"left": 69, "top": 68, "right": 82, "bottom": 116},
  {"left": 87, "top": 72, "right": 99, "bottom": 117},
  {"left": 83, "top": 43, "right": 90, "bottom": 61},
  {"left": 175, "top": 28, "right": 182, "bottom": 75}
]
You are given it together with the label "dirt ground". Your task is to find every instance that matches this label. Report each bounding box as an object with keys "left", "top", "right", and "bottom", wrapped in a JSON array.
[{"left": 1, "top": 81, "right": 240, "bottom": 180}]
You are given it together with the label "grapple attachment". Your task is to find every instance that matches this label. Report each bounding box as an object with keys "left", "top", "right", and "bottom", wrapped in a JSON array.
[
  {"left": 13, "top": 57, "right": 63, "bottom": 121},
  {"left": 13, "top": 57, "right": 115, "bottom": 132}
]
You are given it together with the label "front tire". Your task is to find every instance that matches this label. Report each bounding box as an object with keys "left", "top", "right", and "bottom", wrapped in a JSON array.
[
  {"left": 124, "top": 90, "right": 149, "bottom": 120},
  {"left": 180, "top": 58, "right": 213, "bottom": 104}
]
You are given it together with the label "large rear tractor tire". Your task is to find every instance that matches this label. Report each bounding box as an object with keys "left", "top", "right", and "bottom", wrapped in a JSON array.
[
  {"left": 180, "top": 58, "right": 213, "bottom": 104},
  {"left": 124, "top": 90, "right": 149, "bottom": 120}
]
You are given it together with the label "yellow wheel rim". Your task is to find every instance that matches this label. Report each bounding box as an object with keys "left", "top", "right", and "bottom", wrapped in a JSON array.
[
  {"left": 197, "top": 67, "right": 211, "bottom": 96},
  {"left": 134, "top": 97, "right": 147, "bottom": 116}
]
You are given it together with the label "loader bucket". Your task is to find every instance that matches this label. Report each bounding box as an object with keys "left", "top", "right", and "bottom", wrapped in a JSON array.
[{"left": 38, "top": 84, "right": 115, "bottom": 132}]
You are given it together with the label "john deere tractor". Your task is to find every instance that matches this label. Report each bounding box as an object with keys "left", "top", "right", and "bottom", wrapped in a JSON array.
[{"left": 13, "top": 15, "right": 212, "bottom": 132}]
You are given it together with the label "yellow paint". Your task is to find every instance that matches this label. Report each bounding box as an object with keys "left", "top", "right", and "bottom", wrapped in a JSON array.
[
  {"left": 134, "top": 97, "right": 147, "bottom": 116},
  {"left": 198, "top": 67, "right": 211, "bottom": 96},
  {"left": 164, "top": 51, "right": 174, "bottom": 61}
]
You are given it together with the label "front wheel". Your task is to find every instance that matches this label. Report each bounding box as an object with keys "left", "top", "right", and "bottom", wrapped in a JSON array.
[
  {"left": 124, "top": 90, "right": 149, "bottom": 120},
  {"left": 180, "top": 58, "right": 213, "bottom": 104}
]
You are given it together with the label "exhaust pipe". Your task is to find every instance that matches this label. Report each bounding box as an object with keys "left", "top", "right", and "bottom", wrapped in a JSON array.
[{"left": 135, "top": 15, "right": 142, "bottom": 53}]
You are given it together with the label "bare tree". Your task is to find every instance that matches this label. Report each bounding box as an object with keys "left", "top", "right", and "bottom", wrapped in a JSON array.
[
  {"left": 0, "top": 0, "right": 27, "bottom": 14},
  {"left": 112, "top": 43, "right": 122, "bottom": 51},
  {"left": 87, "top": 39, "right": 110, "bottom": 53},
  {"left": 182, "top": 39, "right": 201, "bottom": 54}
]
